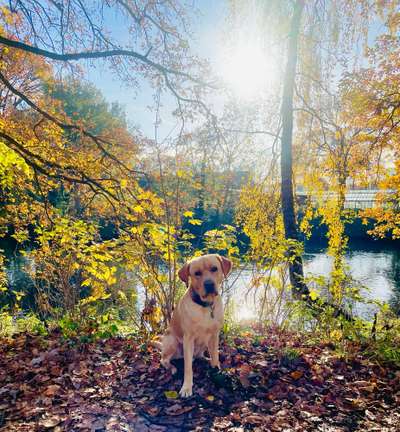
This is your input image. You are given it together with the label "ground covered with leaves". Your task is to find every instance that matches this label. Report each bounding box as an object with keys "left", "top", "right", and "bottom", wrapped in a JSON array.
[{"left": 1, "top": 330, "right": 399, "bottom": 432}]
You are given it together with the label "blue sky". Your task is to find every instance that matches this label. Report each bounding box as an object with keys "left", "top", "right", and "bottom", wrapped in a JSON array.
[
  {"left": 84, "top": 1, "right": 227, "bottom": 139},
  {"left": 80, "top": 1, "right": 390, "bottom": 144}
]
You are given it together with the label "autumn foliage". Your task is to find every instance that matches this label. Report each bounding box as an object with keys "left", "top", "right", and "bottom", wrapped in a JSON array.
[{"left": 1, "top": 1, "right": 400, "bottom": 430}]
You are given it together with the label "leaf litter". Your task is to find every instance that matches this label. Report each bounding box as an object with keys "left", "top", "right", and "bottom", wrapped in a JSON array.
[{"left": 0, "top": 329, "right": 399, "bottom": 431}]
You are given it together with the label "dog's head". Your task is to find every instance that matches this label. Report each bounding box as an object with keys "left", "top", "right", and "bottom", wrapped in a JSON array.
[{"left": 178, "top": 254, "right": 232, "bottom": 301}]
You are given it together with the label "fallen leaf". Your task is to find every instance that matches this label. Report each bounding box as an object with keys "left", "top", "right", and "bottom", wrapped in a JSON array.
[
  {"left": 165, "top": 403, "right": 194, "bottom": 416},
  {"left": 43, "top": 384, "right": 61, "bottom": 397},
  {"left": 239, "top": 363, "right": 251, "bottom": 388},
  {"left": 39, "top": 416, "right": 61, "bottom": 428},
  {"left": 365, "top": 409, "right": 376, "bottom": 421},
  {"left": 290, "top": 370, "right": 304, "bottom": 380},
  {"left": 31, "top": 356, "right": 43, "bottom": 366},
  {"left": 244, "top": 414, "right": 265, "bottom": 425},
  {"left": 143, "top": 406, "right": 160, "bottom": 416},
  {"left": 164, "top": 390, "right": 178, "bottom": 399}
]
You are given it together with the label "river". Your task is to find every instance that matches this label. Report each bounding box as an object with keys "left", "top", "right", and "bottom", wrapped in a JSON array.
[
  {"left": 3, "top": 241, "right": 400, "bottom": 321},
  {"left": 226, "top": 241, "right": 400, "bottom": 321}
]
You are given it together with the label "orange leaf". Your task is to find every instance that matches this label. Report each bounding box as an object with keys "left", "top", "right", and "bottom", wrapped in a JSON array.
[
  {"left": 43, "top": 384, "right": 61, "bottom": 396},
  {"left": 290, "top": 370, "right": 304, "bottom": 380}
]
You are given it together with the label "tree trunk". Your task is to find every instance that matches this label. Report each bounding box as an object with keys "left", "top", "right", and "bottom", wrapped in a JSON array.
[
  {"left": 280, "top": 0, "right": 309, "bottom": 298},
  {"left": 278, "top": 1, "right": 353, "bottom": 321}
]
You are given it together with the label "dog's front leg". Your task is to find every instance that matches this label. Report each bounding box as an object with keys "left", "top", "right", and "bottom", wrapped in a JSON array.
[
  {"left": 180, "top": 334, "right": 194, "bottom": 397},
  {"left": 208, "top": 332, "right": 220, "bottom": 369}
]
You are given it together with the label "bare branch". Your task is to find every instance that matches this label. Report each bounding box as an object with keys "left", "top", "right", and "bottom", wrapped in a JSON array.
[{"left": 0, "top": 35, "right": 212, "bottom": 88}]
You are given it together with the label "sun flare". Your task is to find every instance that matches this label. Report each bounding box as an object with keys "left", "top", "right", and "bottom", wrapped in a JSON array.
[{"left": 220, "top": 41, "right": 277, "bottom": 100}]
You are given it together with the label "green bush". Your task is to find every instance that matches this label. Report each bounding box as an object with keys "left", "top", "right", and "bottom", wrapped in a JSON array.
[{"left": 0, "top": 310, "right": 47, "bottom": 337}]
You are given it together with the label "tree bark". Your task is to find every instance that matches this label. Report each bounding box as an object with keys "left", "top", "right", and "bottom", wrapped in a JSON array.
[{"left": 280, "top": 0, "right": 309, "bottom": 298}]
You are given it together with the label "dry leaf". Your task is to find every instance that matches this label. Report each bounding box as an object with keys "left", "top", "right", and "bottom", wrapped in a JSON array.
[
  {"left": 165, "top": 403, "right": 194, "bottom": 416},
  {"left": 290, "top": 370, "right": 304, "bottom": 380},
  {"left": 164, "top": 390, "right": 178, "bottom": 399},
  {"left": 43, "top": 384, "right": 61, "bottom": 397}
]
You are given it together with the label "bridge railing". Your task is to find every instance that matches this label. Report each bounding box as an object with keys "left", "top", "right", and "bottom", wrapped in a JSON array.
[{"left": 296, "top": 189, "right": 397, "bottom": 210}]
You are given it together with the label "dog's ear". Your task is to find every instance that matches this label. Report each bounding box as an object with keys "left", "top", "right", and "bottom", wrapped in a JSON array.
[
  {"left": 178, "top": 262, "right": 190, "bottom": 285},
  {"left": 217, "top": 255, "right": 232, "bottom": 277}
]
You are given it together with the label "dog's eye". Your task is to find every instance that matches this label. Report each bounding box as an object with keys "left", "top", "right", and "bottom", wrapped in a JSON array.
[
  {"left": 194, "top": 270, "right": 202, "bottom": 277},
  {"left": 210, "top": 266, "right": 218, "bottom": 273}
]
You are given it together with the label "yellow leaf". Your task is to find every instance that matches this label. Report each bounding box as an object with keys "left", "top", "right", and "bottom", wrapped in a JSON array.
[
  {"left": 164, "top": 390, "right": 178, "bottom": 399},
  {"left": 188, "top": 218, "right": 202, "bottom": 226},
  {"left": 330, "top": 329, "right": 343, "bottom": 341},
  {"left": 134, "top": 205, "right": 144, "bottom": 214}
]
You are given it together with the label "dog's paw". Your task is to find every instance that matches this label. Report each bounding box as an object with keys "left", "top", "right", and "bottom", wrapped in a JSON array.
[{"left": 179, "top": 384, "right": 193, "bottom": 398}]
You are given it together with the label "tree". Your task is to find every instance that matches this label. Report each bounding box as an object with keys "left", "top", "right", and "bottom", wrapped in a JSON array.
[
  {"left": 46, "top": 79, "right": 127, "bottom": 135},
  {"left": 225, "top": 0, "right": 399, "bottom": 318},
  {"left": 0, "top": 1, "right": 212, "bottom": 212},
  {"left": 273, "top": 0, "right": 399, "bottom": 305},
  {"left": 43, "top": 78, "right": 134, "bottom": 216},
  {"left": 339, "top": 32, "right": 400, "bottom": 239},
  {"left": 0, "top": 1, "right": 215, "bottom": 322},
  {"left": 280, "top": 0, "right": 307, "bottom": 298}
]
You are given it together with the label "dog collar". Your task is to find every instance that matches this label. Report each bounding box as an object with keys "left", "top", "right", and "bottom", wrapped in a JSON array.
[{"left": 190, "top": 290, "right": 216, "bottom": 318}]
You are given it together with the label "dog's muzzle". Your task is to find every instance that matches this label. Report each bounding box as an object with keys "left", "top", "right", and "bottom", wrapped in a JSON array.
[{"left": 204, "top": 280, "right": 216, "bottom": 295}]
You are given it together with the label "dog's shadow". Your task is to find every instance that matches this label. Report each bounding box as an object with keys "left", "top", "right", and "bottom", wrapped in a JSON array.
[
  {"left": 138, "top": 358, "right": 244, "bottom": 431},
  {"left": 171, "top": 357, "right": 235, "bottom": 389}
]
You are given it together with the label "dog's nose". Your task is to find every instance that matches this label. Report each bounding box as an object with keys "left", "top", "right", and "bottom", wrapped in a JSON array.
[{"left": 204, "top": 280, "right": 216, "bottom": 294}]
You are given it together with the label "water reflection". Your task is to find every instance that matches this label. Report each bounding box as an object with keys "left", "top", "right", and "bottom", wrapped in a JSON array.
[
  {"left": 304, "top": 242, "right": 400, "bottom": 313},
  {"left": 389, "top": 248, "right": 400, "bottom": 315},
  {"left": 227, "top": 243, "right": 400, "bottom": 321},
  {"left": 3, "top": 242, "right": 400, "bottom": 319}
]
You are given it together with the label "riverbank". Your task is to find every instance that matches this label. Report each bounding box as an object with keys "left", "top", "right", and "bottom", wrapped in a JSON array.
[
  {"left": 4, "top": 239, "right": 400, "bottom": 324},
  {"left": 1, "top": 328, "right": 399, "bottom": 431}
]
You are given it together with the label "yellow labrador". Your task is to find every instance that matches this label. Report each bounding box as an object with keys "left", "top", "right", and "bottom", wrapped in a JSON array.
[{"left": 157, "top": 254, "right": 232, "bottom": 397}]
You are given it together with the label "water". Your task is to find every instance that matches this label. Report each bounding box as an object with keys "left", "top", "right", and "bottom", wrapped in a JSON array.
[
  {"left": 3, "top": 242, "right": 400, "bottom": 320},
  {"left": 303, "top": 242, "right": 400, "bottom": 319},
  {"left": 304, "top": 244, "right": 400, "bottom": 304},
  {"left": 227, "top": 242, "right": 400, "bottom": 321}
]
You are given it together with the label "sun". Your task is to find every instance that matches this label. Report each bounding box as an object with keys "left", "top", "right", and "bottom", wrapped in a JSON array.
[{"left": 219, "top": 40, "right": 277, "bottom": 100}]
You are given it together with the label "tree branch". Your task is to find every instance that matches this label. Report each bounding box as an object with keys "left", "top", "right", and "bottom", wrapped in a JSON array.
[
  {"left": 0, "top": 69, "right": 144, "bottom": 177},
  {"left": 0, "top": 130, "right": 121, "bottom": 202},
  {"left": 0, "top": 35, "right": 211, "bottom": 88}
]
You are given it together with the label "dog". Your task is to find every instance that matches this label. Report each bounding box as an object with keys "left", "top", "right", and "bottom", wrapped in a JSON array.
[{"left": 155, "top": 254, "right": 232, "bottom": 397}]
